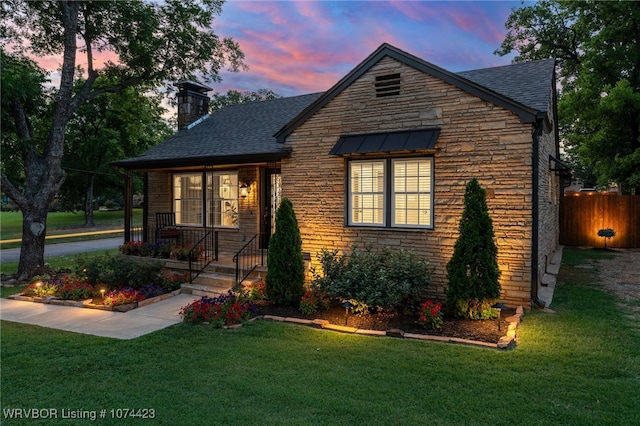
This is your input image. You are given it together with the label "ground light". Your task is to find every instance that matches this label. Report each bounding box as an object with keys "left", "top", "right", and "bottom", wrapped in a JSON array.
[
  {"left": 492, "top": 303, "right": 507, "bottom": 331},
  {"left": 342, "top": 301, "right": 353, "bottom": 325}
]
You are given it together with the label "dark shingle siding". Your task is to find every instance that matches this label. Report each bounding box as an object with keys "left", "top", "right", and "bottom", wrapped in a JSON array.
[
  {"left": 457, "top": 58, "right": 555, "bottom": 113},
  {"left": 114, "top": 56, "right": 554, "bottom": 169},
  {"left": 113, "top": 92, "right": 322, "bottom": 167}
]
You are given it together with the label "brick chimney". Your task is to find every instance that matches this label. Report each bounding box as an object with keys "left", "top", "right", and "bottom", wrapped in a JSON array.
[{"left": 175, "top": 80, "right": 212, "bottom": 130}]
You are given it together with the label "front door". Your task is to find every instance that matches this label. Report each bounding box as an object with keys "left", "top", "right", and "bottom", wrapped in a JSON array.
[{"left": 260, "top": 167, "right": 281, "bottom": 248}]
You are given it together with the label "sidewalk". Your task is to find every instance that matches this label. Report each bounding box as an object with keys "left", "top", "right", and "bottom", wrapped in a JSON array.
[{"left": 0, "top": 293, "right": 199, "bottom": 339}]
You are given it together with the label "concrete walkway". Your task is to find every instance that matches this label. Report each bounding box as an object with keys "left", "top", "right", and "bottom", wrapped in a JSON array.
[{"left": 0, "top": 293, "right": 199, "bottom": 339}]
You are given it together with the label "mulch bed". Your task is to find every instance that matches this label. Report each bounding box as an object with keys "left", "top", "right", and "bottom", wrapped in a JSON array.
[{"left": 255, "top": 301, "right": 513, "bottom": 344}]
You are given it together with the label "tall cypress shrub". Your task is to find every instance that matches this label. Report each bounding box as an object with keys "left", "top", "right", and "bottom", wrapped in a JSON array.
[
  {"left": 445, "top": 179, "right": 501, "bottom": 319},
  {"left": 266, "top": 198, "right": 305, "bottom": 306}
]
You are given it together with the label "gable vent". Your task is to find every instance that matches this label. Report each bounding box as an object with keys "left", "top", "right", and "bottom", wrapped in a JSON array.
[{"left": 375, "top": 73, "right": 401, "bottom": 97}]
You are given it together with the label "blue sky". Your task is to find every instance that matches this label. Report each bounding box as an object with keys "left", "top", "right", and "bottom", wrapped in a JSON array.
[
  {"left": 212, "top": 1, "right": 527, "bottom": 97},
  {"left": 30, "top": 1, "right": 528, "bottom": 99}
]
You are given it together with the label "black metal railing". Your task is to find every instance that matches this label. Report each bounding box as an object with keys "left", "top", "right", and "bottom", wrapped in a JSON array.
[
  {"left": 233, "top": 233, "right": 267, "bottom": 287},
  {"left": 125, "top": 226, "right": 218, "bottom": 283},
  {"left": 187, "top": 229, "right": 218, "bottom": 283}
]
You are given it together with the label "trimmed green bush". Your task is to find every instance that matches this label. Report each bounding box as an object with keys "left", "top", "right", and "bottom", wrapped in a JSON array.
[
  {"left": 312, "top": 246, "right": 433, "bottom": 314},
  {"left": 445, "top": 178, "right": 501, "bottom": 319},
  {"left": 75, "top": 253, "right": 164, "bottom": 289},
  {"left": 266, "top": 198, "right": 305, "bottom": 306}
]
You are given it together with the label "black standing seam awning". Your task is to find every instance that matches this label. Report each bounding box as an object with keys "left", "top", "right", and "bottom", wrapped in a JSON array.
[{"left": 329, "top": 128, "right": 441, "bottom": 155}]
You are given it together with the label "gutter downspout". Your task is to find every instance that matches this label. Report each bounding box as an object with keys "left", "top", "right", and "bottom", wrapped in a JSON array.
[{"left": 531, "top": 120, "right": 546, "bottom": 309}]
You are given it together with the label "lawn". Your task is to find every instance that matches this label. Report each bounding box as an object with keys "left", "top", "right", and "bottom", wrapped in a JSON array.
[
  {"left": 1, "top": 247, "right": 639, "bottom": 425},
  {"left": 0, "top": 209, "right": 143, "bottom": 242}
]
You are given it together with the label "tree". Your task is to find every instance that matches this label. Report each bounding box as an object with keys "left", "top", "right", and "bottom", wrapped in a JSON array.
[
  {"left": 210, "top": 88, "right": 280, "bottom": 112},
  {"left": 0, "top": 51, "right": 52, "bottom": 200},
  {"left": 496, "top": 1, "right": 640, "bottom": 193},
  {"left": 445, "top": 179, "right": 501, "bottom": 319},
  {"left": 265, "top": 198, "right": 305, "bottom": 306},
  {"left": 60, "top": 79, "right": 172, "bottom": 225},
  {"left": 0, "top": 0, "right": 244, "bottom": 280}
]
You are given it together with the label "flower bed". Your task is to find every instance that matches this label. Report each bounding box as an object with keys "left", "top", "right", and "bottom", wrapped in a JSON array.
[
  {"left": 11, "top": 253, "right": 189, "bottom": 312},
  {"left": 180, "top": 292, "right": 257, "bottom": 328}
]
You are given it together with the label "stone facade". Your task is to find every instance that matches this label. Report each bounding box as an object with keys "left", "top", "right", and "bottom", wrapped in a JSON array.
[
  {"left": 280, "top": 57, "right": 558, "bottom": 307},
  {"left": 140, "top": 53, "right": 558, "bottom": 308}
]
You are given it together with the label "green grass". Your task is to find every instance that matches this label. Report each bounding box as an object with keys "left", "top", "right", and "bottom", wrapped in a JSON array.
[
  {"left": 1, "top": 247, "right": 639, "bottom": 425},
  {"left": 0, "top": 209, "right": 142, "bottom": 241}
]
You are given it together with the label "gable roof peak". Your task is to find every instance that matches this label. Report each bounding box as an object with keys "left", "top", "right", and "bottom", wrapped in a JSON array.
[{"left": 275, "top": 43, "right": 548, "bottom": 142}]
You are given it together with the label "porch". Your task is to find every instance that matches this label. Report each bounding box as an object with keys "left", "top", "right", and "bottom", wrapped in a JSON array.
[{"left": 128, "top": 226, "right": 267, "bottom": 295}]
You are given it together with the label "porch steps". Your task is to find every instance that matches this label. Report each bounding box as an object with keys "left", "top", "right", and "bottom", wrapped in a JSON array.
[{"left": 181, "top": 271, "right": 265, "bottom": 297}]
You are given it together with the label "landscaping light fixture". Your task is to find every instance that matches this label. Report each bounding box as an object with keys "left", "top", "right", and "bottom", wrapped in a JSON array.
[
  {"left": 492, "top": 303, "right": 507, "bottom": 331},
  {"left": 342, "top": 301, "right": 354, "bottom": 326},
  {"left": 100, "top": 288, "right": 106, "bottom": 300},
  {"left": 597, "top": 228, "right": 615, "bottom": 249}
]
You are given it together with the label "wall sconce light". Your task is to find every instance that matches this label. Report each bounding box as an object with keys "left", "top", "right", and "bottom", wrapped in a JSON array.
[{"left": 240, "top": 182, "right": 250, "bottom": 198}]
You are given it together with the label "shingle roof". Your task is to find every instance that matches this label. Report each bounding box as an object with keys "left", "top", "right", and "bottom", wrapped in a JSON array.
[
  {"left": 275, "top": 43, "right": 554, "bottom": 142},
  {"left": 457, "top": 58, "right": 555, "bottom": 113},
  {"left": 112, "top": 92, "right": 322, "bottom": 169},
  {"left": 113, "top": 44, "right": 555, "bottom": 170}
]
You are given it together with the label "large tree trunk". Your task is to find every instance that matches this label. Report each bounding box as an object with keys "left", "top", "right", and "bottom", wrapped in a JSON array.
[
  {"left": 85, "top": 174, "right": 95, "bottom": 227},
  {"left": 1, "top": 1, "right": 80, "bottom": 281},
  {"left": 18, "top": 206, "right": 49, "bottom": 279}
]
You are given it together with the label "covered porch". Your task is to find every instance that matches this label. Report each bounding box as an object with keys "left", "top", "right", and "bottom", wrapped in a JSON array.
[{"left": 113, "top": 162, "right": 282, "bottom": 290}]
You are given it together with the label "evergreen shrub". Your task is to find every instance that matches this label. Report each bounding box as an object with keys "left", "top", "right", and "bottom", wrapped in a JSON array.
[
  {"left": 445, "top": 178, "right": 501, "bottom": 319},
  {"left": 265, "top": 198, "right": 305, "bottom": 306}
]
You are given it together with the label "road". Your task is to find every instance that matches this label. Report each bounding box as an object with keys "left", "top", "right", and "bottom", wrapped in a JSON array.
[{"left": 0, "top": 237, "right": 123, "bottom": 263}]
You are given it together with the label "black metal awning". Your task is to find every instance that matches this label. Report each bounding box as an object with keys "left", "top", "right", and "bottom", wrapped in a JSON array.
[
  {"left": 329, "top": 128, "right": 440, "bottom": 156},
  {"left": 549, "top": 155, "right": 572, "bottom": 178}
]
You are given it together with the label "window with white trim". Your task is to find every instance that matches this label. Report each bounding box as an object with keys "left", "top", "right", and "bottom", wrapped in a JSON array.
[
  {"left": 348, "top": 158, "right": 433, "bottom": 228},
  {"left": 349, "top": 160, "right": 385, "bottom": 225},
  {"left": 173, "top": 173, "right": 203, "bottom": 226},
  {"left": 173, "top": 171, "right": 239, "bottom": 228},
  {"left": 207, "top": 173, "right": 238, "bottom": 227}
]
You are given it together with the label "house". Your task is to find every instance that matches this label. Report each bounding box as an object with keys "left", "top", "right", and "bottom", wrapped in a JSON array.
[{"left": 112, "top": 43, "right": 562, "bottom": 308}]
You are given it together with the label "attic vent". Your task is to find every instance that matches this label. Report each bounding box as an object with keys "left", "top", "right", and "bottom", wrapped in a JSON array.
[{"left": 375, "top": 73, "right": 401, "bottom": 97}]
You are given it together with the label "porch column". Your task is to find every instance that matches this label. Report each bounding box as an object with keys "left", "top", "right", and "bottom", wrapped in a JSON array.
[{"left": 115, "top": 167, "right": 133, "bottom": 243}]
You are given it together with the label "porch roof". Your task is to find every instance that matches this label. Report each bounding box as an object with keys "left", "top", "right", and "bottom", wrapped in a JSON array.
[{"left": 111, "top": 92, "right": 323, "bottom": 170}]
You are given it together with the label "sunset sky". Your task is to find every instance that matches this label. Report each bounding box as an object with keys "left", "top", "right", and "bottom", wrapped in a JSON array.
[
  {"left": 30, "top": 1, "right": 529, "bottom": 98},
  {"left": 212, "top": 0, "right": 528, "bottom": 97}
]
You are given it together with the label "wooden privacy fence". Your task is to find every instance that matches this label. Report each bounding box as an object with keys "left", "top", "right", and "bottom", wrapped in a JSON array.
[{"left": 560, "top": 193, "right": 640, "bottom": 248}]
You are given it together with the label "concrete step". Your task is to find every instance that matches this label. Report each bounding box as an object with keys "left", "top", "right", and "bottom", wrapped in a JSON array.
[
  {"left": 541, "top": 273, "right": 557, "bottom": 287},
  {"left": 546, "top": 246, "right": 564, "bottom": 276}
]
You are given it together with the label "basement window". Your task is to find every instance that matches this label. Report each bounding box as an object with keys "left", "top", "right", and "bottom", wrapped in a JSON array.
[{"left": 375, "top": 73, "right": 401, "bottom": 97}]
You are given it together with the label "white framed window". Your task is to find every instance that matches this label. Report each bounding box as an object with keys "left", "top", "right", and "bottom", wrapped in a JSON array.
[
  {"left": 173, "top": 171, "right": 239, "bottom": 228},
  {"left": 392, "top": 158, "right": 433, "bottom": 228},
  {"left": 173, "top": 173, "right": 203, "bottom": 226},
  {"left": 349, "top": 160, "right": 385, "bottom": 226},
  {"left": 207, "top": 173, "right": 239, "bottom": 228},
  {"left": 348, "top": 157, "right": 433, "bottom": 229}
]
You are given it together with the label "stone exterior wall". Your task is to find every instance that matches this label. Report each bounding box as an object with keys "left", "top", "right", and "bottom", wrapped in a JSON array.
[
  {"left": 281, "top": 57, "right": 554, "bottom": 307},
  {"left": 147, "top": 172, "right": 173, "bottom": 231},
  {"left": 536, "top": 95, "right": 561, "bottom": 290}
]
